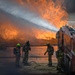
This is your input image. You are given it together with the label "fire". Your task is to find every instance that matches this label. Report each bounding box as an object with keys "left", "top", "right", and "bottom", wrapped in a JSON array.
[
  {"left": 0, "top": 0, "right": 68, "bottom": 41},
  {"left": 29, "top": 0, "right": 68, "bottom": 28},
  {"left": 16, "top": 0, "right": 68, "bottom": 39},
  {"left": 17, "top": 0, "right": 68, "bottom": 28},
  {"left": 33, "top": 28, "right": 55, "bottom": 40},
  {"left": 36, "top": 31, "right": 56, "bottom": 40},
  {"left": 0, "top": 23, "right": 18, "bottom": 40},
  {"left": 27, "top": 0, "right": 68, "bottom": 39}
]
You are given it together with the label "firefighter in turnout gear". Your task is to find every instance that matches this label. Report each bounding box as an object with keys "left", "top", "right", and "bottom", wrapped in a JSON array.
[
  {"left": 13, "top": 43, "right": 21, "bottom": 67},
  {"left": 56, "top": 46, "right": 64, "bottom": 72},
  {"left": 22, "top": 41, "right": 31, "bottom": 65},
  {"left": 44, "top": 43, "right": 54, "bottom": 66}
]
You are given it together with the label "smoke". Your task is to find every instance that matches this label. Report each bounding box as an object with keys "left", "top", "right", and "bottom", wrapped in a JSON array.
[
  {"left": 0, "top": 0, "right": 58, "bottom": 32},
  {"left": 15, "top": 0, "right": 68, "bottom": 28},
  {"left": 0, "top": 0, "right": 69, "bottom": 44},
  {"left": 64, "top": 0, "right": 75, "bottom": 13},
  {"left": 0, "top": 8, "right": 56, "bottom": 42}
]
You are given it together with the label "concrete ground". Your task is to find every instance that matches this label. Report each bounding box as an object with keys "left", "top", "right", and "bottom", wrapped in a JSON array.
[
  {"left": 0, "top": 48, "right": 65, "bottom": 75},
  {"left": 0, "top": 57, "right": 65, "bottom": 75}
]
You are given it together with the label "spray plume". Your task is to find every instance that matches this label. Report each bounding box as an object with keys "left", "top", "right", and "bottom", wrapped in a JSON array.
[
  {"left": 16, "top": 0, "right": 68, "bottom": 28},
  {"left": 0, "top": 0, "right": 68, "bottom": 41},
  {"left": 0, "top": 1, "right": 58, "bottom": 32}
]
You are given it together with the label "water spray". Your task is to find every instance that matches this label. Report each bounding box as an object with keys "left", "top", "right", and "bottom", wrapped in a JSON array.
[{"left": 0, "top": 1, "right": 58, "bottom": 32}]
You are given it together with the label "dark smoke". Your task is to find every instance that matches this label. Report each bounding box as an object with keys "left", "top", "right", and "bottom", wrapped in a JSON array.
[
  {"left": 64, "top": 0, "right": 75, "bottom": 13},
  {"left": 53, "top": 0, "right": 75, "bottom": 13}
]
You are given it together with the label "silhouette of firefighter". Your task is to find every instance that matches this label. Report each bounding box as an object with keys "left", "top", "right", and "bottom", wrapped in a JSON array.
[
  {"left": 22, "top": 41, "right": 31, "bottom": 65},
  {"left": 13, "top": 43, "right": 21, "bottom": 67},
  {"left": 44, "top": 43, "right": 54, "bottom": 66},
  {"left": 56, "top": 45, "right": 64, "bottom": 72}
]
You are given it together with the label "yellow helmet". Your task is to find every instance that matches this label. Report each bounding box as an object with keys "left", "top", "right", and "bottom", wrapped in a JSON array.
[{"left": 16, "top": 43, "right": 21, "bottom": 47}]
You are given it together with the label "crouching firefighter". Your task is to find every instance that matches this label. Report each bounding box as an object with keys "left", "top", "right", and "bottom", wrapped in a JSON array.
[
  {"left": 22, "top": 41, "right": 31, "bottom": 65},
  {"left": 44, "top": 43, "right": 54, "bottom": 66},
  {"left": 13, "top": 43, "right": 21, "bottom": 67},
  {"left": 56, "top": 46, "right": 64, "bottom": 72}
]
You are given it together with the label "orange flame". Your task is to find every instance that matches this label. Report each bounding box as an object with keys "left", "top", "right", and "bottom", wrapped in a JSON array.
[
  {"left": 0, "top": 23, "right": 18, "bottom": 40},
  {"left": 36, "top": 32, "right": 55, "bottom": 40},
  {"left": 32, "top": 28, "right": 55, "bottom": 40},
  {"left": 17, "top": 0, "right": 68, "bottom": 27},
  {"left": 0, "top": 0, "right": 68, "bottom": 41},
  {"left": 26, "top": 0, "right": 68, "bottom": 28},
  {"left": 16, "top": 0, "right": 68, "bottom": 39}
]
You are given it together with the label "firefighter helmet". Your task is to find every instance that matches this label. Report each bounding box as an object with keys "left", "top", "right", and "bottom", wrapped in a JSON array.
[{"left": 16, "top": 43, "right": 21, "bottom": 47}]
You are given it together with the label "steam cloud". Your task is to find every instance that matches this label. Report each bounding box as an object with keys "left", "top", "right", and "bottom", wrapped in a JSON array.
[{"left": 0, "top": 0, "right": 58, "bottom": 32}]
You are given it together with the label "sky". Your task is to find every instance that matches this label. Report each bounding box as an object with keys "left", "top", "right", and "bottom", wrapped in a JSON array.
[{"left": 0, "top": 0, "right": 75, "bottom": 45}]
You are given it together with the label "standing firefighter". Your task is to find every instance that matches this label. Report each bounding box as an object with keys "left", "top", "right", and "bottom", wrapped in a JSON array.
[
  {"left": 13, "top": 43, "right": 21, "bottom": 67},
  {"left": 56, "top": 46, "right": 64, "bottom": 72},
  {"left": 22, "top": 41, "right": 31, "bottom": 65},
  {"left": 44, "top": 43, "right": 54, "bottom": 66}
]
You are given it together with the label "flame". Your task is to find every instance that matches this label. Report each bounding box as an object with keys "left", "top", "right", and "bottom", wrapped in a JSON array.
[
  {"left": 27, "top": 0, "right": 68, "bottom": 28},
  {"left": 0, "top": 23, "right": 18, "bottom": 40},
  {"left": 26, "top": 0, "right": 68, "bottom": 39},
  {"left": 17, "top": 0, "right": 68, "bottom": 28},
  {"left": 16, "top": 0, "right": 68, "bottom": 40},
  {"left": 32, "top": 28, "right": 55, "bottom": 40},
  {"left": 0, "top": 0, "right": 68, "bottom": 41},
  {"left": 36, "top": 31, "right": 55, "bottom": 40}
]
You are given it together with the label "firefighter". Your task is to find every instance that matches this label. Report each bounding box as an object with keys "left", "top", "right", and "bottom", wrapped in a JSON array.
[
  {"left": 56, "top": 46, "right": 64, "bottom": 72},
  {"left": 22, "top": 41, "right": 31, "bottom": 65},
  {"left": 13, "top": 43, "right": 21, "bottom": 67},
  {"left": 44, "top": 43, "right": 54, "bottom": 66}
]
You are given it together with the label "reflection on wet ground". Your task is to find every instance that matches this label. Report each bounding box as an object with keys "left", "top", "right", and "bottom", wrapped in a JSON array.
[
  {"left": 0, "top": 46, "right": 58, "bottom": 63},
  {"left": 0, "top": 46, "right": 63, "bottom": 75}
]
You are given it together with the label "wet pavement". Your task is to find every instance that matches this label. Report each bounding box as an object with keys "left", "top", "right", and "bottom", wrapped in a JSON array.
[
  {"left": 0, "top": 57, "right": 65, "bottom": 75},
  {"left": 0, "top": 47, "right": 65, "bottom": 75}
]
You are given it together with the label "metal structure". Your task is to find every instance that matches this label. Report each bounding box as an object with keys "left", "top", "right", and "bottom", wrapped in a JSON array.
[{"left": 56, "top": 25, "right": 75, "bottom": 74}]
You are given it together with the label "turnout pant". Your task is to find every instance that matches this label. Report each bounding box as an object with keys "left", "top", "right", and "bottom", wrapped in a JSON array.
[
  {"left": 23, "top": 52, "right": 29, "bottom": 64},
  {"left": 48, "top": 55, "right": 52, "bottom": 65},
  {"left": 15, "top": 55, "right": 20, "bottom": 66}
]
